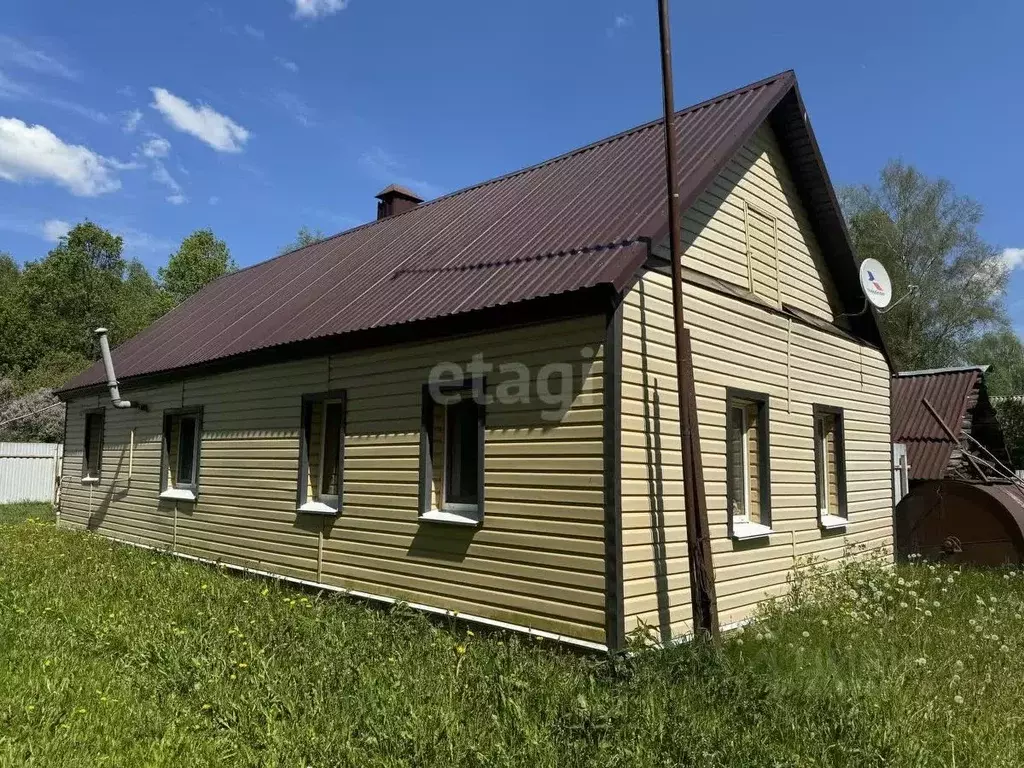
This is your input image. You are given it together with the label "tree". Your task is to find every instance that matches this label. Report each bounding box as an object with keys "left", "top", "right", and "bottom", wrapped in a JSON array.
[
  {"left": 0, "top": 379, "right": 63, "bottom": 443},
  {"left": 842, "top": 161, "right": 1008, "bottom": 371},
  {"left": 965, "top": 331, "right": 1024, "bottom": 397},
  {"left": 159, "top": 229, "right": 236, "bottom": 305},
  {"left": 279, "top": 226, "right": 325, "bottom": 254}
]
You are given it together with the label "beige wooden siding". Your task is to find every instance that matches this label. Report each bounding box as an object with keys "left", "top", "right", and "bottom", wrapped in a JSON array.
[
  {"left": 60, "top": 315, "right": 608, "bottom": 644},
  {"left": 621, "top": 269, "right": 891, "bottom": 640},
  {"left": 679, "top": 122, "right": 840, "bottom": 321}
]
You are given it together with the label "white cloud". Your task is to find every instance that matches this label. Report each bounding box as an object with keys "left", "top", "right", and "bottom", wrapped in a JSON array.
[
  {"left": 151, "top": 159, "right": 187, "bottom": 204},
  {"left": 41, "top": 218, "right": 71, "bottom": 242},
  {"left": 291, "top": 0, "right": 349, "bottom": 20},
  {"left": 122, "top": 109, "right": 143, "bottom": 133},
  {"left": 275, "top": 56, "right": 299, "bottom": 73},
  {"left": 607, "top": 14, "right": 633, "bottom": 37},
  {"left": 0, "top": 117, "right": 121, "bottom": 196},
  {"left": 359, "top": 146, "right": 443, "bottom": 200},
  {"left": 141, "top": 135, "right": 171, "bottom": 158},
  {"left": 0, "top": 70, "right": 108, "bottom": 123},
  {"left": 270, "top": 90, "right": 315, "bottom": 127},
  {"left": 0, "top": 36, "right": 78, "bottom": 80},
  {"left": 244, "top": 24, "right": 266, "bottom": 40},
  {"left": 149, "top": 87, "right": 250, "bottom": 153},
  {"left": 1000, "top": 248, "right": 1024, "bottom": 272}
]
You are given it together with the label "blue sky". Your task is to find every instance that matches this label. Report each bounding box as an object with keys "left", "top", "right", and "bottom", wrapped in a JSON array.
[{"left": 1, "top": 0, "right": 1022, "bottom": 323}]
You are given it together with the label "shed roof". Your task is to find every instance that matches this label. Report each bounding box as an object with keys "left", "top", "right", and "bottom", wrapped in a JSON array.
[
  {"left": 60, "top": 70, "right": 885, "bottom": 396},
  {"left": 891, "top": 368, "right": 984, "bottom": 480}
]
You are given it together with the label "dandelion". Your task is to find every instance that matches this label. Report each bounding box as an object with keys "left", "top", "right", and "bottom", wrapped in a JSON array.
[
  {"left": 238, "top": 662, "right": 248, "bottom": 668},
  {"left": 456, "top": 645, "right": 467, "bottom": 655}
]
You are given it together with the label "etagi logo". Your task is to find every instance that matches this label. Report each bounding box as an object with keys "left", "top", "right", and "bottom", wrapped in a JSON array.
[{"left": 427, "top": 347, "right": 598, "bottom": 421}]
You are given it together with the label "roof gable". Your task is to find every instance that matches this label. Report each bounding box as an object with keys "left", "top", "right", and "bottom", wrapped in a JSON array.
[{"left": 61, "top": 70, "right": 883, "bottom": 395}]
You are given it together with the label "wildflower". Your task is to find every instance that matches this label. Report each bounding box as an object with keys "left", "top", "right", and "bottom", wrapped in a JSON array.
[
  {"left": 933, "top": 601, "right": 941, "bottom": 608},
  {"left": 954, "top": 695, "right": 964, "bottom": 705},
  {"left": 1001, "top": 645, "right": 1010, "bottom": 653},
  {"left": 955, "top": 660, "right": 964, "bottom": 669},
  {"left": 898, "top": 578, "right": 906, "bottom": 586},
  {"left": 947, "top": 576, "right": 955, "bottom": 584},
  {"left": 456, "top": 645, "right": 467, "bottom": 655},
  {"left": 924, "top": 610, "right": 932, "bottom": 617},
  {"left": 238, "top": 662, "right": 248, "bottom": 669},
  {"left": 756, "top": 633, "right": 765, "bottom": 641},
  {"left": 915, "top": 657, "right": 927, "bottom": 666},
  {"left": 899, "top": 602, "right": 909, "bottom": 609},
  {"left": 821, "top": 619, "right": 828, "bottom": 627},
  {"left": 802, "top": 631, "right": 810, "bottom": 638}
]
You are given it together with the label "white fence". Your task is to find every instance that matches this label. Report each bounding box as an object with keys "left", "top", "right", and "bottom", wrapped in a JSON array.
[{"left": 0, "top": 442, "right": 63, "bottom": 504}]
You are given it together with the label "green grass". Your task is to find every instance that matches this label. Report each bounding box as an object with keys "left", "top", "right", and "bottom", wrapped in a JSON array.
[{"left": 2, "top": 506, "right": 1024, "bottom": 766}]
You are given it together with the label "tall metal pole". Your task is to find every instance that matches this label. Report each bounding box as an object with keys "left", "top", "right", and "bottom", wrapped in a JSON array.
[{"left": 657, "top": 0, "right": 719, "bottom": 638}]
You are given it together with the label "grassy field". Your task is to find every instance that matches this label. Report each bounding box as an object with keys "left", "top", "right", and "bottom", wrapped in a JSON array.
[{"left": 2, "top": 506, "right": 1024, "bottom": 766}]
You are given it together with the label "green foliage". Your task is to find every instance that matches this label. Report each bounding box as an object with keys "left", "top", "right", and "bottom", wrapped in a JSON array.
[
  {"left": 842, "top": 161, "right": 1008, "bottom": 371},
  {"left": 279, "top": 225, "right": 325, "bottom": 255},
  {"left": 966, "top": 330, "right": 1024, "bottom": 397},
  {"left": 2, "top": 516, "right": 1024, "bottom": 765},
  {"left": 0, "top": 222, "right": 234, "bottom": 440},
  {"left": 993, "top": 398, "right": 1024, "bottom": 469},
  {"left": 159, "top": 229, "right": 236, "bottom": 305}
]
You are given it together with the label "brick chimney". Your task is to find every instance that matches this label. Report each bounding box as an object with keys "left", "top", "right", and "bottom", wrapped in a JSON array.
[{"left": 375, "top": 184, "right": 423, "bottom": 220}]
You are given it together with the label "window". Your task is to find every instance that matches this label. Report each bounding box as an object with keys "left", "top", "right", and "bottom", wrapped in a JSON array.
[
  {"left": 419, "top": 379, "right": 485, "bottom": 525},
  {"left": 160, "top": 409, "right": 202, "bottom": 501},
  {"left": 296, "top": 391, "right": 346, "bottom": 515},
  {"left": 82, "top": 409, "right": 105, "bottom": 483},
  {"left": 813, "top": 406, "right": 847, "bottom": 529},
  {"left": 726, "top": 390, "right": 771, "bottom": 539}
]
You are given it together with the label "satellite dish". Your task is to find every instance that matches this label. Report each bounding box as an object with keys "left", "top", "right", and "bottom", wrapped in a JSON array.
[{"left": 859, "top": 258, "right": 892, "bottom": 309}]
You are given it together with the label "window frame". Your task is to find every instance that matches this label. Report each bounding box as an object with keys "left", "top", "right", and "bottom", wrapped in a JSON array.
[
  {"left": 725, "top": 388, "right": 772, "bottom": 540},
  {"left": 812, "top": 404, "right": 848, "bottom": 530},
  {"left": 159, "top": 407, "right": 203, "bottom": 501},
  {"left": 419, "top": 376, "right": 486, "bottom": 526},
  {"left": 81, "top": 408, "right": 105, "bottom": 484},
  {"left": 296, "top": 389, "right": 346, "bottom": 515}
]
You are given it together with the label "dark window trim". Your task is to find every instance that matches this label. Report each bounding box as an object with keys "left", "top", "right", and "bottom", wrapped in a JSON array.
[
  {"left": 81, "top": 407, "right": 106, "bottom": 481},
  {"left": 812, "top": 404, "right": 848, "bottom": 521},
  {"left": 296, "top": 389, "right": 347, "bottom": 513},
  {"left": 724, "top": 388, "right": 772, "bottom": 535},
  {"left": 419, "top": 375, "right": 486, "bottom": 521},
  {"left": 160, "top": 406, "right": 204, "bottom": 496}
]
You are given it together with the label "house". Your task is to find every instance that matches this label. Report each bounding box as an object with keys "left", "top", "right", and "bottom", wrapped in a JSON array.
[
  {"left": 56, "top": 71, "right": 894, "bottom": 651},
  {"left": 892, "top": 366, "right": 1024, "bottom": 564}
]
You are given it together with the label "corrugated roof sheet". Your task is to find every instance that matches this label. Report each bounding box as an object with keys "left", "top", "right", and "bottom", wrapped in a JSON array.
[
  {"left": 62, "top": 70, "right": 865, "bottom": 395},
  {"left": 891, "top": 369, "right": 983, "bottom": 480}
]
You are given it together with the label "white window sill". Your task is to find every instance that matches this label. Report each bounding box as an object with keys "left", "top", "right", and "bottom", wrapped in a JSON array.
[
  {"left": 81, "top": 477, "right": 100, "bottom": 486},
  {"left": 297, "top": 501, "right": 338, "bottom": 516},
  {"left": 159, "top": 488, "right": 197, "bottom": 502},
  {"left": 820, "top": 514, "right": 848, "bottom": 530},
  {"left": 420, "top": 508, "right": 481, "bottom": 526},
  {"left": 732, "top": 521, "right": 774, "bottom": 540}
]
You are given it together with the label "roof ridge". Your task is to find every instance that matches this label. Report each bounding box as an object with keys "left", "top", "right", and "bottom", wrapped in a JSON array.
[
  {"left": 391, "top": 237, "right": 649, "bottom": 278},
  {"left": 220, "top": 70, "right": 795, "bottom": 284}
]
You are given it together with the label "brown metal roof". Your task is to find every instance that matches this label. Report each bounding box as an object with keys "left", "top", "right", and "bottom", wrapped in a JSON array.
[
  {"left": 61, "top": 70, "right": 881, "bottom": 395},
  {"left": 892, "top": 369, "right": 984, "bottom": 480}
]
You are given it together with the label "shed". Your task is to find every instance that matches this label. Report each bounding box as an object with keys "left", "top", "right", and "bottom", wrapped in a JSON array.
[{"left": 892, "top": 366, "right": 1024, "bottom": 564}]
